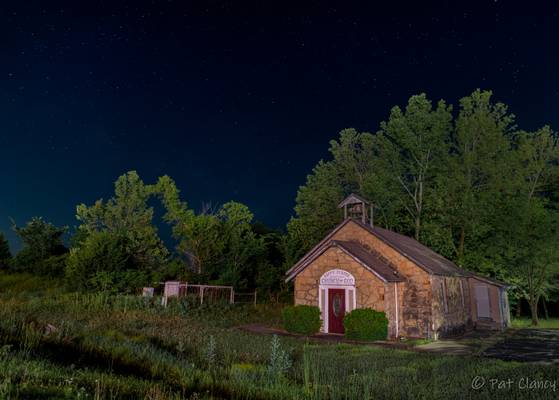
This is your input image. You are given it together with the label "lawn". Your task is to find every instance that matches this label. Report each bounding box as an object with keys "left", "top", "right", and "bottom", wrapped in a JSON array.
[
  {"left": 511, "top": 318, "right": 559, "bottom": 329},
  {"left": 0, "top": 273, "right": 557, "bottom": 399}
]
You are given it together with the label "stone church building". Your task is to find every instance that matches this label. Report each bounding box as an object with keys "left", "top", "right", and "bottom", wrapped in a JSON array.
[{"left": 286, "top": 194, "right": 510, "bottom": 339}]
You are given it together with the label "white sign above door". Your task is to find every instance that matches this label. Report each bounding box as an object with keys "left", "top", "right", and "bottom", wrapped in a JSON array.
[{"left": 320, "top": 269, "right": 355, "bottom": 286}]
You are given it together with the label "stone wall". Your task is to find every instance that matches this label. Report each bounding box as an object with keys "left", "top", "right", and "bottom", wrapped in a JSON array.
[
  {"left": 431, "top": 276, "right": 472, "bottom": 338},
  {"left": 294, "top": 246, "right": 386, "bottom": 309},
  {"left": 330, "top": 221, "right": 434, "bottom": 338},
  {"left": 382, "top": 281, "right": 405, "bottom": 338},
  {"left": 292, "top": 220, "right": 484, "bottom": 339},
  {"left": 294, "top": 246, "right": 387, "bottom": 331}
]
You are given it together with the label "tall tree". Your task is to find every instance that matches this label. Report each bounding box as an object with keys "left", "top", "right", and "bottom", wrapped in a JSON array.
[
  {"left": 288, "top": 94, "right": 453, "bottom": 267},
  {"left": 65, "top": 231, "right": 135, "bottom": 293},
  {"left": 176, "top": 208, "right": 224, "bottom": 275},
  {"left": 155, "top": 175, "right": 269, "bottom": 288},
  {"left": 154, "top": 175, "right": 222, "bottom": 275},
  {"left": 12, "top": 217, "right": 67, "bottom": 258},
  {"left": 11, "top": 217, "right": 68, "bottom": 273},
  {"left": 445, "top": 89, "right": 515, "bottom": 264},
  {"left": 253, "top": 223, "right": 288, "bottom": 301},
  {"left": 217, "top": 201, "right": 265, "bottom": 289},
  {"left": 507, "top": 126, "right": 559, "bottom": 325},
  {"left": 76, "top": 171, "right": 168, "bottom": 269},
  {"left": 374, "top": 93, "right": 453, "bottom": 240},
  {"left": 286, "top": 129, "right": 375, "bottom": 263},
  {"left": 492, "top": 196, "right": 559, "bottom": 326}
]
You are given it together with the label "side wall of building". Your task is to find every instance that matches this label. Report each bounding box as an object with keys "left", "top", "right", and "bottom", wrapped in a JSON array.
[
  {"left": 469, "top": 278, "right": 507, "bottom": 329},
  {"left": 430, "top": 276, "right": 473, "bottom": 337},
  {"left": 382, "top": 281, "right": 405, "bottom": 339}
]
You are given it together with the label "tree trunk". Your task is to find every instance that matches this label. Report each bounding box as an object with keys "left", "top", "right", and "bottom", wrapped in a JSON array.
[
  {"left": 529, "top": 298, "right": 539, "bottom": 326},
  {"left": 415, "top": 216, "right": 421, "bottom": 240},
  {"left": 543, "top": 298, "right": 549, "bottom": 320},
  {"left": 515, "top": 300, "right": 522, "bottom": 318},
  {"left": 457, "top": 226, "right": 466, "bottom": 260}
]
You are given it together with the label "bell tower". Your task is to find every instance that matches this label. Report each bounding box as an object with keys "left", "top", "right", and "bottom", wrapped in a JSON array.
[{"left": 338, "top": 193, "right": 374, "bottom": 227}]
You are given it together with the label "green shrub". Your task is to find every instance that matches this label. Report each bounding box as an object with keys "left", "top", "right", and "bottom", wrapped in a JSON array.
[
  {"left": 282, "top": 305, "right": 321, "bottom": 335},
  {"left": 0, "top": 273, "right": 63, "bottom": 295},
  {"left": 65, "top": 231, "right": 145, "bottom": 293},
  {"left": 9, "top": 251, "right": 68, "bottom": 277},
  {"left": 343, "top": 308, "right": 388, "bottom": 340},
  {"left": 37, "top": 254, "right": 68, "bottom": 277},
  {"left": 10, "top": 217, "right": 68, "bottom": 275},
  {"left": 0, "top": 232, "right": 11, "bottom": 270},
  {"left": 87, "top": 270, "right": 149, "bottom": 294}
]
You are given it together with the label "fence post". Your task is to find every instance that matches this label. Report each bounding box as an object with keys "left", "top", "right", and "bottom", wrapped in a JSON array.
[
  {"left": 253, "top": 291, "right": 257, "bottom": 306},
  {"left": 230, "top": 288, "right": 234, "bottom": 304},
  {"left": 200, "top": 286, "right": 204, "bottom": 305}
]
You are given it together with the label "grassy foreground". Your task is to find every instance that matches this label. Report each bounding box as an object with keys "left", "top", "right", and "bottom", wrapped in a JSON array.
[
  {"left": 511, "top": 317, "right": 559, "bottom": 329},
  {"left": 0, "top": 274, "right": 557, "bottom": 399}
]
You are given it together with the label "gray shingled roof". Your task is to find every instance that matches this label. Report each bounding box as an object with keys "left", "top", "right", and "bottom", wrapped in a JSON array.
[
  {"left": 284, "top": 238, "right": 404, "bottom": 282},
  {"left": 332, "top": 240, "right": 404, "bottom": 282},
  {"left": 286, "top": 218, "right": 474, "bottom": 281},
  {"left": 285, "top": 217, "right": 508, "bottom": 287},
  {"left": 355, "top": 220, "right": 471, "bottom": 277}
]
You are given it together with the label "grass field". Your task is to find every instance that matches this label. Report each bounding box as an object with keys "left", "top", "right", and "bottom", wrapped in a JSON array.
[
  {"left": 511, "top": 317, "right": 559, "bottom": 329},
  {"left": 0, "top": 273, "right": 557, "bottom": 399}
]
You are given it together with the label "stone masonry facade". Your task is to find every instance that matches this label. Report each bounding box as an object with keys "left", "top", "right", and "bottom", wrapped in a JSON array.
[
  {"left": 293, "top": 220, "right": 474, "bottom": 339},
  {"left": 294, "top": 246, "right": 386, "bottom": 321}
]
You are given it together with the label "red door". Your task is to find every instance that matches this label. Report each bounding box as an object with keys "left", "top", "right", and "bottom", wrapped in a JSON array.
[{"left": 328, "top": 288, "right": 345, "bottom": 334}]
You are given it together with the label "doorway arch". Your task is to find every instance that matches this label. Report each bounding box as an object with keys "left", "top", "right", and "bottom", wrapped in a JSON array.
[{"left": 319, "top": 269, "right": 356, "bottom": 333}]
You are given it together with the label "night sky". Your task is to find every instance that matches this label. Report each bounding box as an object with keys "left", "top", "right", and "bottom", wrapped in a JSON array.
[{"left": 2, "top": 3, "right": 559, "bottom": 252}]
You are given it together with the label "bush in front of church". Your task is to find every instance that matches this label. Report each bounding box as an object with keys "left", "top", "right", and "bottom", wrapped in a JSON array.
[
  {"left": 282, "top": 305, "right": 321, "bottom": 335},
  {"left": 343, "top": 308, "right": 388, "bottom": 340}
]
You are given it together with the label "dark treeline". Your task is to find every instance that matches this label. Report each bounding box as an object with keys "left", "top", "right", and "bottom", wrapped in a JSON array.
[
  {"left": 1, "top": 89, "right": 558, "bottom": 324},
  {"left": 287, "top": 89, "right": 559, "bottom": 325},
  {"left": 3, "top": 172, "right": 287, "bottom": 301}
]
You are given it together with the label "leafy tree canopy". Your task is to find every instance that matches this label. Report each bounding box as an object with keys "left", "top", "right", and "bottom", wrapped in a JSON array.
[
  {"left": 287, "top": 89, "right": 559, "bottom": 324},
  {"left": 76, "top": 171, "right": 169, "bottom": 270},
  {"left": 65, "top": 231, "right": 140, "bottom": 293},
  {"left": 12, "top": 217, "right": 67, "bottom": 258},
  {"left": 11, "top": 217, "right": 68, "bottom": 275}
]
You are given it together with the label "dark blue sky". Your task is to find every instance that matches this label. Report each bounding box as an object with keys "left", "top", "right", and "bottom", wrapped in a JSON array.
[{"left": 2, "top": 3, "right": 559, "bottom": 252}]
